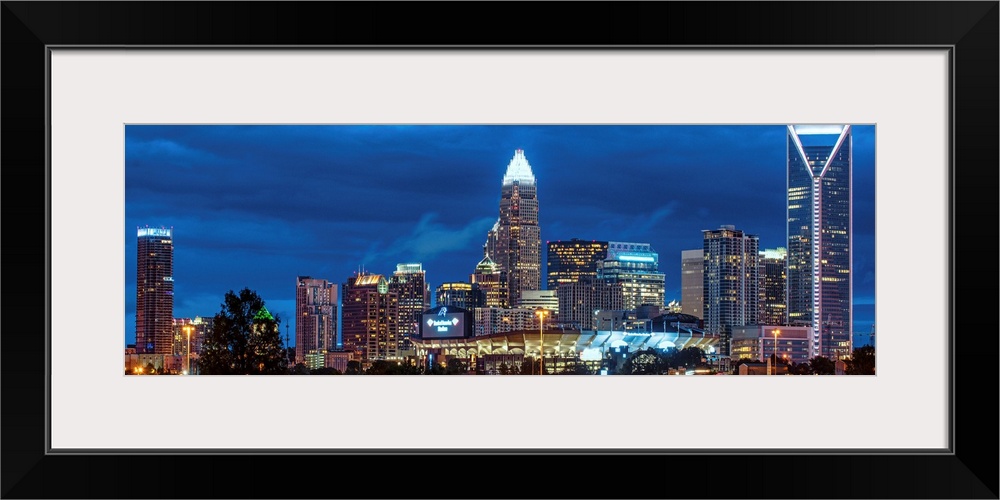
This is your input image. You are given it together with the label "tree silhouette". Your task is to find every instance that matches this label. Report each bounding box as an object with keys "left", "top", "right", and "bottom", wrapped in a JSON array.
[
  {"left": 809, "top": 356, "right": 836, "bottom": 375},
  {"left": 199, "top": 288, "right": 288, "bottom": 375},
  {"left": 621, "top": 348, "right": 666, "bottom": 374},
  {"left": 846, "top": 345, "right": 876, "bottom": 375}
]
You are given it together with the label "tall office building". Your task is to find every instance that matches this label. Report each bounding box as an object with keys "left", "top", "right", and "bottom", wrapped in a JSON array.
[
  {"left": 341, "top": 273, "right": 399, "bottom": 361},
  {"left": 556, "top": 278, "right": 625, "bottom": 330},
  {"left": 703, "top": 225, "right": 759, "bottom": 357},
  {"left": 389, "top": 263, "right": 430, "bottom": 353},
  {"left": 787, "top": 125, "right": 853, "bottom": 360},
  {"left": 680, "top": 249, "right": 704, "bottom": 318},
  {"left": 488, "top": 149, "right": 542, "bottom": 306},
  {"left": 471, "top": 253, "right": 508, "bottom": 308},
  {"left": 758, "top": 248, "right": 788, "bottom": 326},
  {"left": 546, "top": 239, "right": 609, "bottom": 291},
  {"left": 597, "top": 241, "right": 665, "bottom": 311},
  {"left": 435, "top": 282, "right": 484, "bottom": 310},
  {"left": 295, "top": 276, "right": 338, "bottom": 365},
  {"left": 136, "top": 226, "right": 173, "bottom": 354},
  {"left": 172, "top": 316, "right": 213, "bottom": 356}
]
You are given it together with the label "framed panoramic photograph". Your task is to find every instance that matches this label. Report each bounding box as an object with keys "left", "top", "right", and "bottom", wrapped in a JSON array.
[{"left": 3, "top": 2, "right": 997, "bottom": 499}]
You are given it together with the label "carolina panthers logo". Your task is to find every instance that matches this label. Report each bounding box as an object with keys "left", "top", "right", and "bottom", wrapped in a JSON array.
[{"left": 438, "top": 307, "right": 448, "bottom": 317}]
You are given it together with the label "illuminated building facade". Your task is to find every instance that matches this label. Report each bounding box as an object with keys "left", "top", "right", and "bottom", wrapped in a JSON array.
[
  {"left": 556, "top": 278, "right": 624, "bottom": 330},
  {"left": 489, "top": 149, "right": 542, "bottom": 306},
  {"left": 341, "top": 273, "right": 399, "bottom": 361},
  {"left": 731, "top": 325, "right": 810, "bottom": 365},
  {"left": 517, "top": 290, "right": 558, "bottom": 317},
  {"left": 546, "top": 239, "right": 609, "bottom": 291},
  {"left": 136, "top": 226, "right": 174, "bottom": 354},
  {"left": 680, "top": 249, "right": 704, "bottom": 318},
  {"left": 787, "top": 125, "right": 853, "bottom": 360},
  {"left": 474, "top": 307, "right": 539, "bottom": 337},
  {"left": 172, "top": 316, "right": 212, "bottom": 356},
  {"left": 703, "top": 225, "right": 759, "bottom": 357},
  {"left": 596, "top": 242, "right": 665, "bottom": 311},
  {"left": 471, "top": 254, "right": 507, "bottom": 308},
  {"left": 758, "top": 248, "right": 788, "bottom": 326},
  {"left": 295, "top": 276, "right": 338, "bottom": 365},
  {"left": 435, "top": 282, "right": 484, "bottom": 310},
  {"left": 389, "top": 263, "right": 430, "bottom": 353}
]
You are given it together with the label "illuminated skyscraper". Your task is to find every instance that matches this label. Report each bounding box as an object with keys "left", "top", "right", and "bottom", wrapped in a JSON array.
[
  {"left": 597, "top": 241, "right": 664, "bottom": 311},
  {"left": 703, "top": 226, "right": 759, "bottom": 357},
  {"left": 341, "top": 273, "right": 399, "bottom": 361},
  {"left": 435, "top": 282, "right": 484, "bottom": 310},
  {"left": 389, "top": 263, "right": 430, "bottom": 353},
  {"left": 546, "top": 239, "right": 609, "bottom": 291},
  {"left": 136, "top": 226, "right": 173, "bottom": 354},
  {"left": 295, "top": 276, "right": 338, "bottom": 365},
  {"left": 758, "top": 248, "right": 788, "bottom": 326},
  {"left": 472, "top": 252, "right": 508, "bottom": 309},
  {"left": 787, "top": 125, "right": 852, "bottom": 360},
  {"left": 172, "top": 316, "right": 213, "bottom": 356},
  {"left": 680, "top": 249, "right": 704, "bottom": 318},
  {"left": 489, "top": 149, "right": 542, "bottom": 306}
]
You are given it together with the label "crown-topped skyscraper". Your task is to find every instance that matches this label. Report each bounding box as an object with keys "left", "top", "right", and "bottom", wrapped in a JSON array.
[
  {"left": 487, "top": 149, "right": 541, "bottom": 306},
  {"left": 786, "top": 125, "right": 853, "bottom": 360}
]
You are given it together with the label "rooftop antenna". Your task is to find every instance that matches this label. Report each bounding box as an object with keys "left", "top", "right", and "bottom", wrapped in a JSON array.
[{"left": 285, "top": 324, "right": 292, "bottom": 365}]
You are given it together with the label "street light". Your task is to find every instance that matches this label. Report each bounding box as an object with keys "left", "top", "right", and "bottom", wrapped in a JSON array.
[
  {"left": 771, "top": 329, "right": 781, "bottom": 375},
  {"left": 536, "top": 308, "right": 548, "bottom": 375},
  {"left": 183, "top": 325, "right": 193, "bottom": 375}
]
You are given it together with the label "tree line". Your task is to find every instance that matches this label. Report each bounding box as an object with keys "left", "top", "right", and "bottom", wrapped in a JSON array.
[{"left": 193, "top": 287, "right": 875, "bottom": 376}]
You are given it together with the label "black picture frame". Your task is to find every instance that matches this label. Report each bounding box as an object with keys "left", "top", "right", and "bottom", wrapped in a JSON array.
[{"left": 2, "top": 2, "right": 996, "bottom": 498}]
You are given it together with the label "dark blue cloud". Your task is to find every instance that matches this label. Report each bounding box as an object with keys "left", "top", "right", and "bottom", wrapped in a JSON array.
[{"left": 125, "top": 125, "right": 876, "bottom": 347}]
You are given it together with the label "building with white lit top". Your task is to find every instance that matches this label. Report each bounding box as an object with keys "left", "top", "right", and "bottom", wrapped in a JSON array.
[
  {"left": 596, "top": 241, "right": 665, "bottom": 311},
  {"left": 787, "top": 125, "right": 853, "bottom": 360},
  {"left": 487, "top": 149, "right": 542, "bottom": 306},
  {"left": 341, "top": 272, "right": 399, "bottom": 361},
  {"left": 136, "top": 226, "right": 174, "bottom": 354},
  {"left": 758, "top": 247, "right": 788, "bottom": 326},
  {"left": 389, "top": 263, "right": 430, "bottom": 353}
]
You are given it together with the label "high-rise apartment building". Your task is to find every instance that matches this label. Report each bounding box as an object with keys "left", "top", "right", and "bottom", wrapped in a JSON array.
[
  {"left": 546, "top": 239, "right": 609, "bottom": 291},
  {"left": 787, "top": 125, "right": 853, "bottom": 360},
  {"left": 596, "top": 241, "right": 665, "bottom": 311},
  {"left": 389, "top": 263, "right": 430, "bottom": 353},
  {"left": 341, "top": 273, "right": 399, "bottom": 361},
  {"left": 703, "top": 225, "right": 759, "bottom": 357},
  {"left": 680, "top": 249, "right": 704, "bottom": 318},
  {"left": 758, "top": 248, "right": 788, "bottom": 326},
  {"left": 136, "top": 226, "right": 174, "bottom": 354},
  {"left": 295, "top": 276, "right": 338, "bottom": 365},
  {"left": 487, "top": 149, "right": 541, "bottom": 306}
]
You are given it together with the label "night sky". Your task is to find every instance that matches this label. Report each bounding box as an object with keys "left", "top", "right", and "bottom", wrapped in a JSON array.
[{"left": 125, "top": 125, "right": 876, "bottom": 348}]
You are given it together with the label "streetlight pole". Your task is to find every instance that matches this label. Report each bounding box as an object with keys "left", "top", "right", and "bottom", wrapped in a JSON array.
[
  {"left": 536, "top": 308, "right": 548, "bottom": 375},
  {"left": 183, "top": 325, "right": 192, "bottom": 375},
  {"left": 771, "top": 329, "right": 781, "bottom": 375}
]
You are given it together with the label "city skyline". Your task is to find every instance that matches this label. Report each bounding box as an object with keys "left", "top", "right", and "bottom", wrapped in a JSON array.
[{"left": 125, "top": 125, "right": 876, "bottom": 348}]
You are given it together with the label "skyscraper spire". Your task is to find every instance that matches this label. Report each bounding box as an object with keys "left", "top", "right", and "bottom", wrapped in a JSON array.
[{"left": 502, "top": 148, "right": 536, "bottom": 186}]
